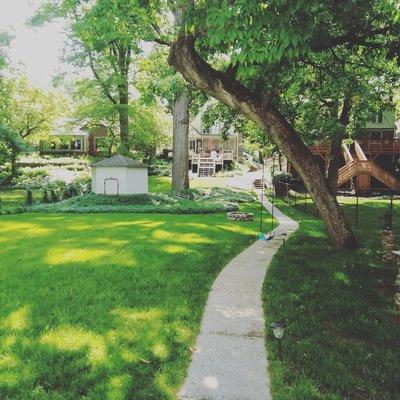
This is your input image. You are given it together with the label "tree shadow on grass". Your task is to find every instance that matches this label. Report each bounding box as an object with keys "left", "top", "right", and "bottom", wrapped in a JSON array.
[
  {"left": 264, "top": 199, "right": 400, "bottom": 399},
  {"left": 0, "top": 206, "right": 264, "bottom": 399}
]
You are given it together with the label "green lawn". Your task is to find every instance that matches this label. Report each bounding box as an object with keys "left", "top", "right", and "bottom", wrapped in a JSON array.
[
  {"left": 148, "top": 175, "right": 234, "bottom": 192},
  {"left": 0, "top": 176, "right": 232, "bottom": 207},
  {"left": 0, "top": 178, "right": 168, "bottom": 208},
  {"left": 0, "top": 204, "right": 266, "bottom": 399},
  {"left": 148, "top": 176, "right": 171, "bottom": 193},
  {"left": 264, "top": 196, "right": 400, "bottom": 400},
  {"left": 0, "top": 188, "right": 41, "bottom": 207}
]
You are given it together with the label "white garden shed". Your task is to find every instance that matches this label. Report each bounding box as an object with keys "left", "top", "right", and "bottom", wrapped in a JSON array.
[{"left": 92, "top": 155, "right": 149, "bottom": 195}]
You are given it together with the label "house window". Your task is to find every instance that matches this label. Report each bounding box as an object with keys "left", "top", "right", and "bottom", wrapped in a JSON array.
[{"left": 71, "top": 139, "right": 82, "bottom": 150}]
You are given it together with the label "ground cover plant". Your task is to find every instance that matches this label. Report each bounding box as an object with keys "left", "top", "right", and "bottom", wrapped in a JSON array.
[
  {"left": 264, "top": 196, "right": 400, "bottom": 400},
  {"left": 30, "top": 188, "right": 256, "bottom": 214},
  {"left": 0, "top": 203, "right": 264, "bottom": 399}
]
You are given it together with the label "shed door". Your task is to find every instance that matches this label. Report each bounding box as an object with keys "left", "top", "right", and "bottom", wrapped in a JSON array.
[{"left": 104, "top": 178, "right": 119, "bottom": 195}]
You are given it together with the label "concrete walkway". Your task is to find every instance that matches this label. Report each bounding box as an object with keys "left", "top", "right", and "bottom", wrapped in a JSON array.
[{"left": 179, "top": 196, "right": 298, "bottom": 400}]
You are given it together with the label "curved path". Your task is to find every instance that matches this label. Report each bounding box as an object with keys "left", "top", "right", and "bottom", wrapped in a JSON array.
[{"left": 179, "top": 197, "right": 298, "bottom": 400}]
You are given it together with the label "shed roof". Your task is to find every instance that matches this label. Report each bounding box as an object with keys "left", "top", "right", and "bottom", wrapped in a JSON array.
[{"left": 92, "top": 155, "right": 149, "bottom": 168}]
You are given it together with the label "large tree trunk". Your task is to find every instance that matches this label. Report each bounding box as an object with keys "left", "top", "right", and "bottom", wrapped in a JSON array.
[
  {"left": 172, "top": 91, "right": 189, "bottom": 191},
  {"left": 326, "top": 97, "right": 352, "bottom": 194},
  {"left": 326, "top": 137, "right": 343, "bottom": 194},
  {"left": 169, "top": 35, "right": 358, "bottom": 249}
]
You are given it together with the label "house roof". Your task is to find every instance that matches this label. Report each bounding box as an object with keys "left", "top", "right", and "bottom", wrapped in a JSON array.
[{"left": 92, "top": 155, "right": 149, "bottom": 168}]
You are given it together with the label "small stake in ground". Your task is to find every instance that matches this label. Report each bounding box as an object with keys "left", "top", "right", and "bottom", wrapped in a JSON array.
[{"left": 270, "top": 321, "right": 285, "bottom": 361}]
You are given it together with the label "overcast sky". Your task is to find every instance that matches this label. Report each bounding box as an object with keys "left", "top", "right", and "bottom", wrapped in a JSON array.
[{"left": 0, "top": 0, "right": 67, "bottom": 89}]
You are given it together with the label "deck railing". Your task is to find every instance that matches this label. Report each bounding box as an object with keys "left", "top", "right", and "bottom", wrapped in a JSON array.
[
  {"left": 190, "top": 150, "right": 234, "bottom": 162},
  {"left": 311, "top": 139, "right": 400, "bottom": 155}
]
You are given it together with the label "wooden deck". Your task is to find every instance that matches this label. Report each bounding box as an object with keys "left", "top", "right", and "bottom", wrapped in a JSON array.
[
  {"left": 190, "top": 151, "right": 233, "bottom": 176},
  {"left": 310, "top": 139, "right": 400, "bottom": 158}
]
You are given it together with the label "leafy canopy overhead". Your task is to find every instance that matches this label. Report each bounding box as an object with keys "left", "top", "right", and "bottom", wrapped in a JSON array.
[{"left": 187, "top": 0, "right": 399, "bottom": 78}]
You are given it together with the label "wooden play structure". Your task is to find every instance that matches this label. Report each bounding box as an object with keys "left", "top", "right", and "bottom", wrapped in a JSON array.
[{"left": 336, "top": 142, "right": 400, "bottom": 190}]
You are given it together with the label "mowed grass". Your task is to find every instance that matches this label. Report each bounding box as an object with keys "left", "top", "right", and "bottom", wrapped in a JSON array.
[
  {"left": 0, "top": 175, "right": 232, "bottom": 207},
  {"left": 0, "top": 203, "right": 266, "bottom": 399},
  {"left": 0, "top": 188, "right": 41, "bottom": 207},
  {"left": 148, "top": 176, "right": 234, "bottom": 192},
  {"left": 0, "top": 178, "right": 167, "bottom": 208},
  {"left": 264, "top": 196, "right": 400, "bottom": 400},
  {"left": 148, "top": 176, "right": 171, "bottom": 193}
]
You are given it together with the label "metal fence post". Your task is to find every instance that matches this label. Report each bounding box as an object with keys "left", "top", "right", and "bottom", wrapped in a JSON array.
[
  {"left": 355, "top": 192, "right": 359, "bottom": 229},
  {"left": 271, "top": 198, "right": 274, "bottom": 231}
]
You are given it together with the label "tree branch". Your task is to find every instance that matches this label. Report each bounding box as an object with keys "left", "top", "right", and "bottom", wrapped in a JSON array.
[
  {"left": 151, "top": 23, "right": 171, "bottom": 47},
  {"left": 88, "top": 53, "right": 117, "bottom": 104},
  {"left": 311, "top": 26, "right": 391, "bottom": 52}
]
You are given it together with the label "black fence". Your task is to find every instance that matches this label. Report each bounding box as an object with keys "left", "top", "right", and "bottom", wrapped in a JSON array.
[{"left": 273, "top": 182, "right": 399, "bottom": 230}]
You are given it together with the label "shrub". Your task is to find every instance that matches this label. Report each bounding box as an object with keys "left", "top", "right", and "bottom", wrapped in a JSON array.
[
  {"left": 28, "top": 187, "right": 255, "bottom": 215},
  {"left": 56, "top": 193, "right": 178, "bottom": 207},
  {"left": 272, "top": 172, "right": 292, "bottom": 186},
  {"left": 150, "top": 159, "right": 172, "bottom": 176},
  {"left": 14, "top": 171, "right": 50, "bottom": 189},
  {"left": 19, "top": 155, "right": 89, "bottom": 168},
  {"left": 0, "top": 206, "right": 27, "bottom": 215},
  {"left": 31, "top": 199, "right": 239, "bottom": 214}
]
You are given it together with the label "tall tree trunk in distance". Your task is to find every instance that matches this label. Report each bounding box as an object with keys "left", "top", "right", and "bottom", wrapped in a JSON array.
[
  {"left": 117, "top": 78, "right": 130, "bottom": 156},
  {"left": 172, "top": 91, "right": 189, "bottom": 191},
  {"left": 116, "top": 48, "right": 131, "bottom": 156},
  {"left": 10, "top": 147, "right": 18, "bottom": 180},
  {"left": 169, "top": 35, "right": 358, "bottom": 249},
  {"left": 326, "top": 97, "right": 352, "bottom": 194}
]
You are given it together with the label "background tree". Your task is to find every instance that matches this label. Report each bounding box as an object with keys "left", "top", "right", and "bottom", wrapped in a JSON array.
[
  {"left": 32, "top": 0, "right": 162, "bottom": 155},
  {"left": 0, "top": 31, "right": 11, "bottom": 74},
  {"left": 73, "top": 76, "right": 170, "bottom": 160},
  {"left": 0, "top": 125, "right": 28, "bottom": 183},
  {"left": 167, "top": 0, "right": 399, "bottom": 249},
  {"left": 1, "top": 77, "right": 65, "bottom": 142},
  {"left": 278, "top": 49, "right": 398, "bottom": 193},
  {"left": 137, "top": 47, "right": 207, "bottom": 190},
  {"left": 0, "top": 77, "right": 66, "bottom": 180}
]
